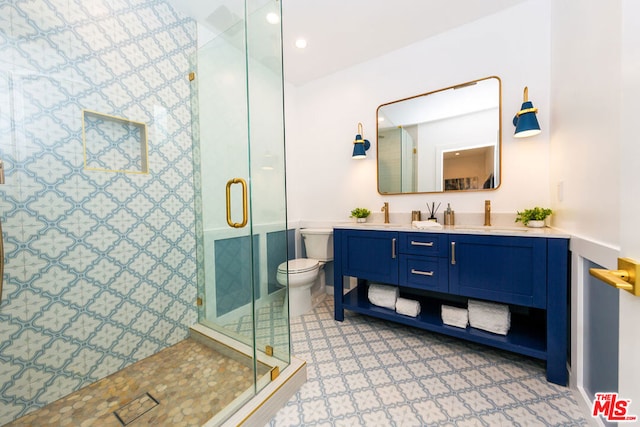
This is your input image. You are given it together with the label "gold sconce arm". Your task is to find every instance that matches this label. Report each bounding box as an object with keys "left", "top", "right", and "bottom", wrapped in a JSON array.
[
  {"left": 515, "top": 107, "right": 538, "bottom": 117},
  {"left": 589, "top": 257, "right": 639, "bottom": 296},
  {"left": 516, "top": 87, "right": 538, "bottom": 117}
]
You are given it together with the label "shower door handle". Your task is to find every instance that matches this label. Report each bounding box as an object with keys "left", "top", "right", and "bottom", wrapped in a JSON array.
[{"left": 225, "top": 178, "right": 248, "bottom": 228}]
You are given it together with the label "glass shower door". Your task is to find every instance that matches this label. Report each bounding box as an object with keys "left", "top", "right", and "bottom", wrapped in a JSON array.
[
  {"left": 245, "top": 0, "right": 291, "bottom": 379},
  {"left": 189, "top": 0, "right": 289, "bottom": 415}
]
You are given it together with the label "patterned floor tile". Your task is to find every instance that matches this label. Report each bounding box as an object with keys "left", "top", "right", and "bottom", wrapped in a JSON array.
[{"left": 267, "top": 296, "right": 592, "bottom": 427}]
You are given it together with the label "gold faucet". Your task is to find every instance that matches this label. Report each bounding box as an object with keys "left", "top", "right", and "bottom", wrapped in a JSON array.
[
  {"left": 381, "top": 202, "right": 390, "bottom": 224},
  {"left": 484, "top": 200, "right": 491, "bottom": 226}
]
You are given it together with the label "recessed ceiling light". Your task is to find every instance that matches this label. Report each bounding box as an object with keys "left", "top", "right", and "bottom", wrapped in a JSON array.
[
  {"left": 378, "top": 117, "right": 385, "bottom": 122},
  {"left": 295, "top": 38, "right": 307, "bottom": 49},
  {"left": 266, "top": 12, "right": 279, "bottom": 24},
  {"left": 455, "top": 152, "right": 461, "bottom": 156}
]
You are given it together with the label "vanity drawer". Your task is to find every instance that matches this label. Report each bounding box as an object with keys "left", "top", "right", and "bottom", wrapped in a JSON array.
[
  {"left": 399, "top": 256, "right": 449, "bottom": 292},
  {"left": 399, "top": 232, "right": 447, "bottom": 257}
]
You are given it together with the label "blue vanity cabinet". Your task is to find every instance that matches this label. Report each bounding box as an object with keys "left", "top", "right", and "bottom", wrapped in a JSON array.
[
  {"left": 339, "top": 229, "right": 399, "bottom": 283},
  {"left": 448, "top": 235, "right": 547, "bottom": 308},
  {"left": 334, "top": 228, "right": 399, "bottom": 321},
  {"left": 333, "top": 227, "right": 569, "bottom": 386}
]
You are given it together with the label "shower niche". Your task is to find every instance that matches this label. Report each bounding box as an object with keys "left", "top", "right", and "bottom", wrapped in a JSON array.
[{"left": 82, "top": 109, "right": 149, "bottom": 174}]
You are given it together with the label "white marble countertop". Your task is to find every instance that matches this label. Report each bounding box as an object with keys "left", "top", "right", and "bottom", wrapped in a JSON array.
[{"left": 333, "top": 222, "right": 571, "bottom": 239}]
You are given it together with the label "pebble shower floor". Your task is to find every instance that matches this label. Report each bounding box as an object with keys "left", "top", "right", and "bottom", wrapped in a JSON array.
[{"left": 5, "top": 338, "right": 269, "bottom": 426}]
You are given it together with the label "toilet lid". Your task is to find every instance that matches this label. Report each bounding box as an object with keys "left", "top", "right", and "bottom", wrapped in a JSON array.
[{"left": 277, "top": 258, "right": 319, "bottom": 274}]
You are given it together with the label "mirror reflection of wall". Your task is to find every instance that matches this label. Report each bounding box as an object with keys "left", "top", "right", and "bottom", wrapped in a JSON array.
[
  {"left": 378, "top": 127, "right": 416, "bottom": 193},
  {"left": 428, "top": 107, "right": 498, "bottom": 191},
  {"left": 443, "top": 146, "right": 495, "bottom": 191},
  {"left": 377, "top": 76, "right": 501, "bottom": 194}
]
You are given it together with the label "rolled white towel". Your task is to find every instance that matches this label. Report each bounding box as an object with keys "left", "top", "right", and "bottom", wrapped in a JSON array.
[
  {"left": 368, "top": 283, "right": 399, "bottom": 309},
  {"left": 441, "top": 304, "right": 468, "bottom": 328},
  {"left": 468, "top": 299, "right": 511, "bottom": 335},
  {"left": 396, "top": 297, "right": 421, "bottom": 317},
  {"left": 412, "top": 220, "right": 443, "bottom": 230}
]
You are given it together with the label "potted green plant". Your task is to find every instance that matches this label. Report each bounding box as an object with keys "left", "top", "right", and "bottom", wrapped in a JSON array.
[
  {"left": 350, "top": 207, "right": 371, "bottom": 223},
  {"left": 515, "top": 207, "right": 553, "bottom": 228}
]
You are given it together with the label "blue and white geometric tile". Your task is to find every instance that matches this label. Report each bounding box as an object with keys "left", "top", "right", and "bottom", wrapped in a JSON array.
[
  {"left": 0, "top": 0, "right": 197, "bottom": 423},
  {"left": 267, "top": 297, "right": 592, "bottom": 427}
]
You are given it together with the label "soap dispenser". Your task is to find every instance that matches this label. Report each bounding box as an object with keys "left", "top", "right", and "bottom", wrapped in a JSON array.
[{"left": 444, "top": 203, "right": 455, "bottom": 226}]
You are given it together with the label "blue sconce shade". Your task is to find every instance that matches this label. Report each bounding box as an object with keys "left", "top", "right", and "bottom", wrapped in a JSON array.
[
  {"left": 513, "top": 87, "right": 541, "bottom": 138},
  {"left": 352, "top": 122, "right": 371, "bottom": 159}
]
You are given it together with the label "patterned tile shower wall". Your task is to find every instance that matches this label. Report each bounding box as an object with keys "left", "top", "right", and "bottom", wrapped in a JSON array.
[{"left": 0, "top": 0, "right": 198, "bottom": 423}]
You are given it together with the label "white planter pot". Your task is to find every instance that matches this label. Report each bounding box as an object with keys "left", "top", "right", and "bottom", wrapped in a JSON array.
[{"left": 527, "top": 220, "right": 545, "bottom": 228}]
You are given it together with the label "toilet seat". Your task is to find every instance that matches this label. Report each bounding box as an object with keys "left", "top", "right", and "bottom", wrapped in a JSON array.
[{"left": 277, "top": 258, "right": 319, "bottom": 274}]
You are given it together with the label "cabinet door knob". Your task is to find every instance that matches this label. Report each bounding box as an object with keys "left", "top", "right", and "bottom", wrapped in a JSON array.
[{"left": 451, "top": 241, "right": 456, "bottom": 265}]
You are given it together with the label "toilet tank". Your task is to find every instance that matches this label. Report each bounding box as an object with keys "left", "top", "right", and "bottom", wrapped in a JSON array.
[{"left": 300, "top": 228, "right": 333, "bottom": 261}]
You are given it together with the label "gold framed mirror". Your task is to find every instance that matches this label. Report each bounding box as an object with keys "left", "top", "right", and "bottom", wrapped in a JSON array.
[{"left": 377, "top": 76, "right": 501, "bottom": 194}]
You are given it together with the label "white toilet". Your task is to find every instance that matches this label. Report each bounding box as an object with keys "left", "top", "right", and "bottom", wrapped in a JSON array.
[{"left": 277, "top": 228, "right": 333, "bottom": 317}]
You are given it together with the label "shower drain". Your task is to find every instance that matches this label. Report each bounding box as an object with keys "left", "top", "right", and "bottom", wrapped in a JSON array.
[{"left": 113, "top": 392, "right": 160, "bottom": 425}]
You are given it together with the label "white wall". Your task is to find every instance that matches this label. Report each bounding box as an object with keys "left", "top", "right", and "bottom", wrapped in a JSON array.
[
  {"left": 549, "top": 2, "right": 620, "bottom": 244},
  {"left": 549, "top": 0, "right": 640, "bottom": 416},
  {"left": 619, "top": 0, "right": 640, "bottom": 407},
  {"left": 284, "top": 0, "right": 551, "bottom": 223}
]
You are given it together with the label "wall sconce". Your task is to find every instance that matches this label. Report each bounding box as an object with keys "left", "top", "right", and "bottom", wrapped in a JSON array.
[
  {"left": 513, "top": 86, "right": 541, "bottom": 138},
  {"left": 352, "top": 122, "right": 371, "bottom": 159}
]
